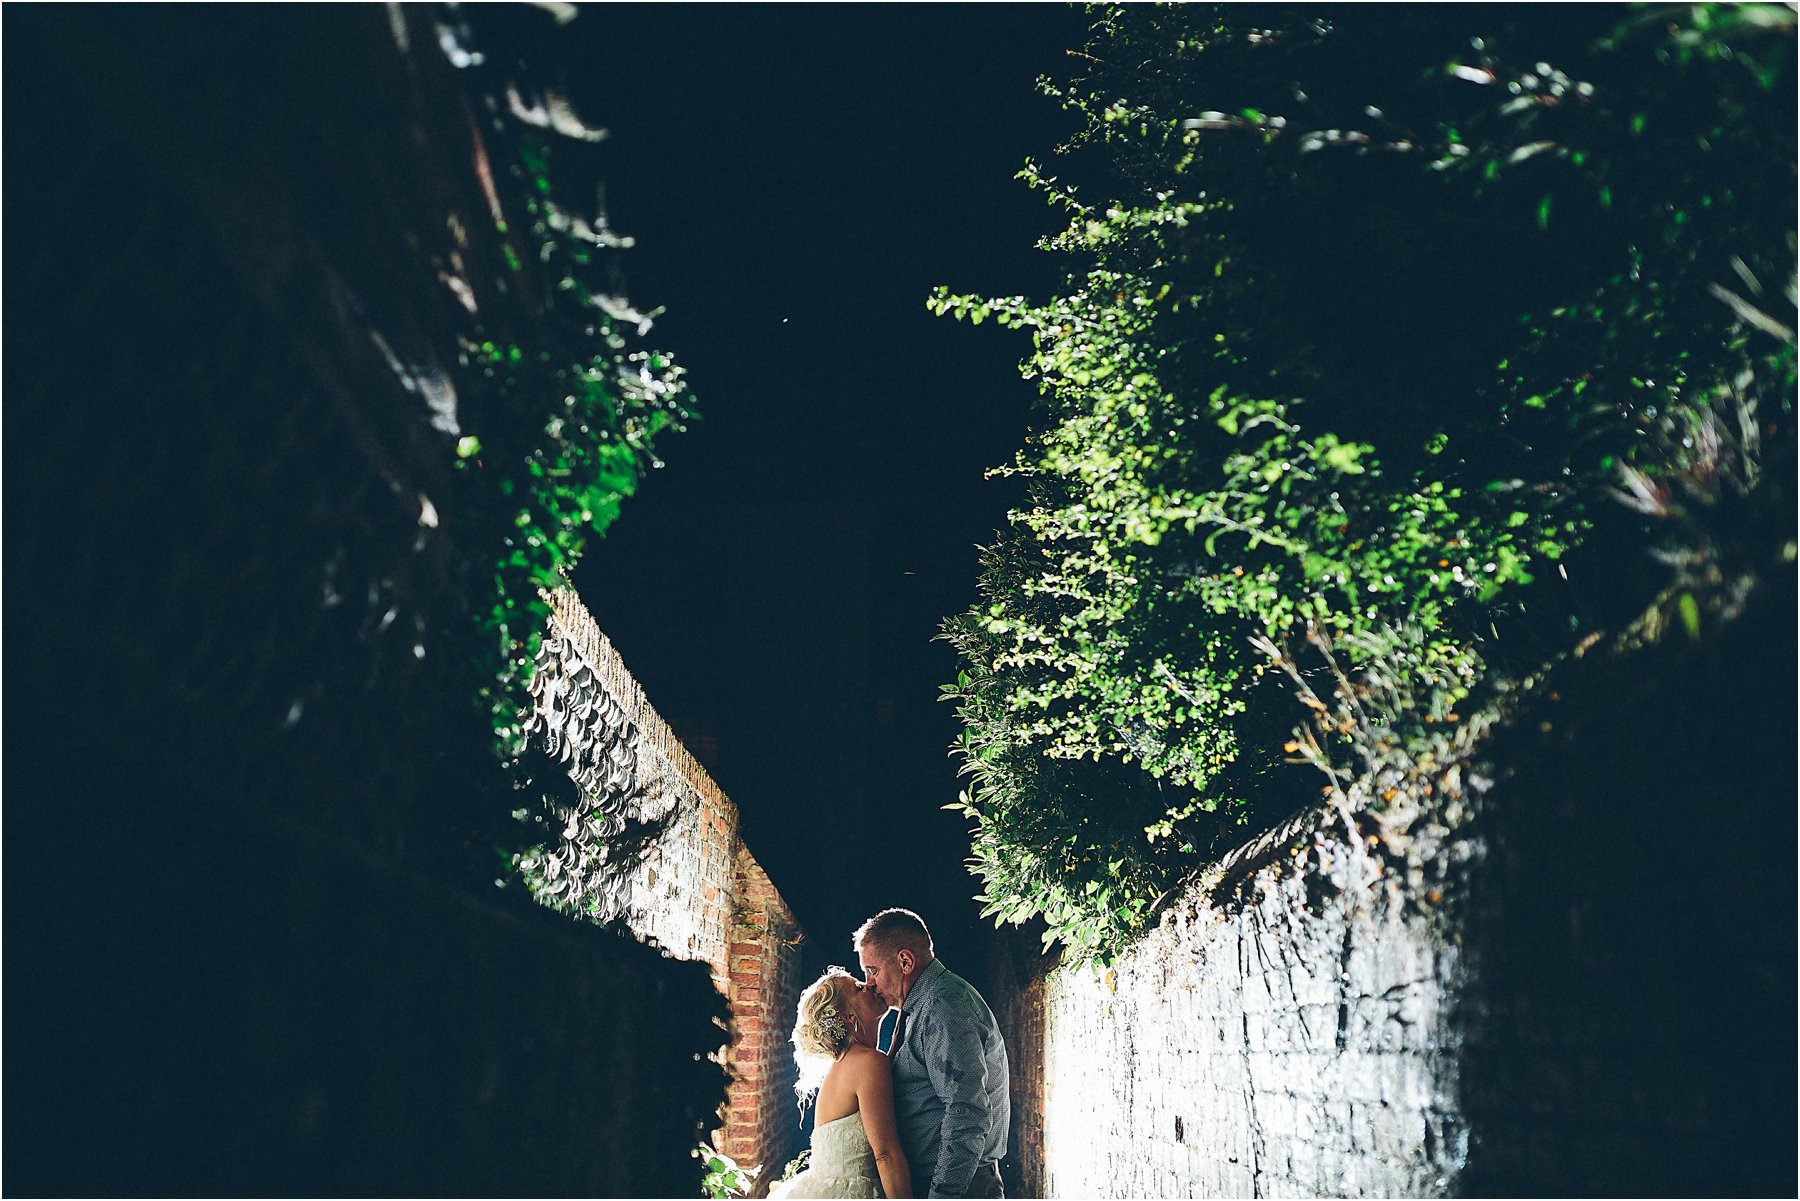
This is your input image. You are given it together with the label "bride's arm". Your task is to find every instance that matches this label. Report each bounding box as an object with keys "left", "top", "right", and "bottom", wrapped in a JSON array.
[{"left": 855, "top": 1053, "right": 913, "bottom": 1199}]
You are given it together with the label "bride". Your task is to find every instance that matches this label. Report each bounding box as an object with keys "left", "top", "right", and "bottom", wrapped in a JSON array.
[{"left": 772, "top": 967, "right": 913, "bottom": 1198}]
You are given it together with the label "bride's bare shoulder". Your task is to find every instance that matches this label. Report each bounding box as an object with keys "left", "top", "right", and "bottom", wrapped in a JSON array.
[{"left": 842, "top": 1044, "right": 891, "bottom": 1078}]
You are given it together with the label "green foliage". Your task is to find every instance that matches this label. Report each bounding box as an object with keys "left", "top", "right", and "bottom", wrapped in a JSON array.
[
  {"left": 938, "top": 3, "right": 1795, "bottom": 962},
  {"left": 436, "top": 14, "right": 693, "bottom": 763},
  {"left": 778, "top": 1149, "right": 812, "bottom": 1184},
  {"left": 695, "top": 1144, "right": 756, "bottom": 1200}
]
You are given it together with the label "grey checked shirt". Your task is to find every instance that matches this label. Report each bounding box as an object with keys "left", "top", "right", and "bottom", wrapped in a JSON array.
[{"left": 888, "top": 958, "right": 1010, "bottom": 1198}]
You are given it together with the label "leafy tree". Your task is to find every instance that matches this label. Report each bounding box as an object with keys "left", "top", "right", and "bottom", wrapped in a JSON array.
[{"left": 938, "top": 3, "right": 1795, "bottom": 961}]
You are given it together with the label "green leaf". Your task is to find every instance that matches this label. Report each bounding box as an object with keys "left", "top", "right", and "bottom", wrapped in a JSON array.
[{"left": 1678, "top": 593, "right": 1702, "bottom": 639}]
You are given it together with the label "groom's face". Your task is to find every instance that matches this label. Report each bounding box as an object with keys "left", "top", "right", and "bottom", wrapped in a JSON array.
[{"left": 858, "top": 945, "right": 910, "bottom": 1008}]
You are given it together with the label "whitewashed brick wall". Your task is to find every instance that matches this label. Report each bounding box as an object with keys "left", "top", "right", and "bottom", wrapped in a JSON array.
[{"left": 1016, "top": 810, "right": 1468, "bottom": 1199}]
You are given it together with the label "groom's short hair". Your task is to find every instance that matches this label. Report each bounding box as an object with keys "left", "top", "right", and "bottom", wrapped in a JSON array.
[{"left": 854, "top": 908, "right": 933, "bottom": 959}]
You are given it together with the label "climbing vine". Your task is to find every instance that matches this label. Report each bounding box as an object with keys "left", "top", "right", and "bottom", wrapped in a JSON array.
[
  {"left": 437, "top": 10, "right": 693, "bottom": 758},
  {"left": 938, "top": 3, "right": 1795, "bottom": 962},
  {"left": 365, "top": 7, "right": 700, "bottom": 890}
]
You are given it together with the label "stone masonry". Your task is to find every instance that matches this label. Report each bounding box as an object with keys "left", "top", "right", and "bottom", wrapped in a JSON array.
[{"left": 540, "top": 589, "right": 806, "bottom": 1179}]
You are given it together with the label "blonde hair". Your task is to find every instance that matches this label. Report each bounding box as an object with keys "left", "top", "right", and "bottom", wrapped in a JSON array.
[{"left": 791, "top": 967, "right": 855, "bottom": 1101}]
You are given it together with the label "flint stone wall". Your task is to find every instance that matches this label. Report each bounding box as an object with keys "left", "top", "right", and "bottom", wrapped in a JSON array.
[{"left": 533, "top": 588, "right": 807, "bottom": 1178}]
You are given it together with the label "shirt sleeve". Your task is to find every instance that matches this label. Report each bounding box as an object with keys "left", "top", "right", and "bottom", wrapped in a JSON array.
[{"left": 919, "top": 992, "right": 993, "bottom": 1197}]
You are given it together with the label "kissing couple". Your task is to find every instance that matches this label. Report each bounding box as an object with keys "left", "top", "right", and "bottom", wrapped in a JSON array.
[{"left": 772, "top": 909, "right": 1010, "bottom": 1199}]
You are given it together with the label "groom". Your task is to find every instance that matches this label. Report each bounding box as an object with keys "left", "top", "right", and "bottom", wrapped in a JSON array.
[{"left": 854, "top": 908, "right": 1010, "bottom": 1199}]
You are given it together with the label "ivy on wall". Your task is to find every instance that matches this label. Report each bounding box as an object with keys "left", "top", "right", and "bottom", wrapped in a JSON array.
[
  {"left": 375, "top": 8, "right": 700, "bottom": 895},
  {"left": 937, "top": 3, "right": 1796, "bottom": 962},
  {"left": 428, "top": 9, "right": 693, "bottom": 759}
]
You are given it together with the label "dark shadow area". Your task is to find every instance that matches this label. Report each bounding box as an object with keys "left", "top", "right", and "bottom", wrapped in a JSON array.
[
  {"left": 563, "top": 4, "right": 1087, "bottom": 978},
  {"left": 4, "top": 7, "right": 729, "bottom": 1193},
  {"left": 1454, "top": 572, "right": 1798, "bottom": 1198}
]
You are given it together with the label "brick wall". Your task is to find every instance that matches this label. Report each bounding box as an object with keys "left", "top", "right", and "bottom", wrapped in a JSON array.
[
  {"left": 538, "top": 588, "right": 806, "bottom": 1178},
  {"left": 988, "top": 939, "right": 1050, "bottom": 1199},
  {"left": 998, "top": 577, "right": 1795, "bottom": 1198},
  {"left": 726, "top": 849, "right": 806, "bottom": 1174}
]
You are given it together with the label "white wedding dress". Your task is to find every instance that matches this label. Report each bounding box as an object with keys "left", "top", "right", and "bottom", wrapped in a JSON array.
[{"left": 772, "top": 1111, "right": 883, "bottom": 1198}]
